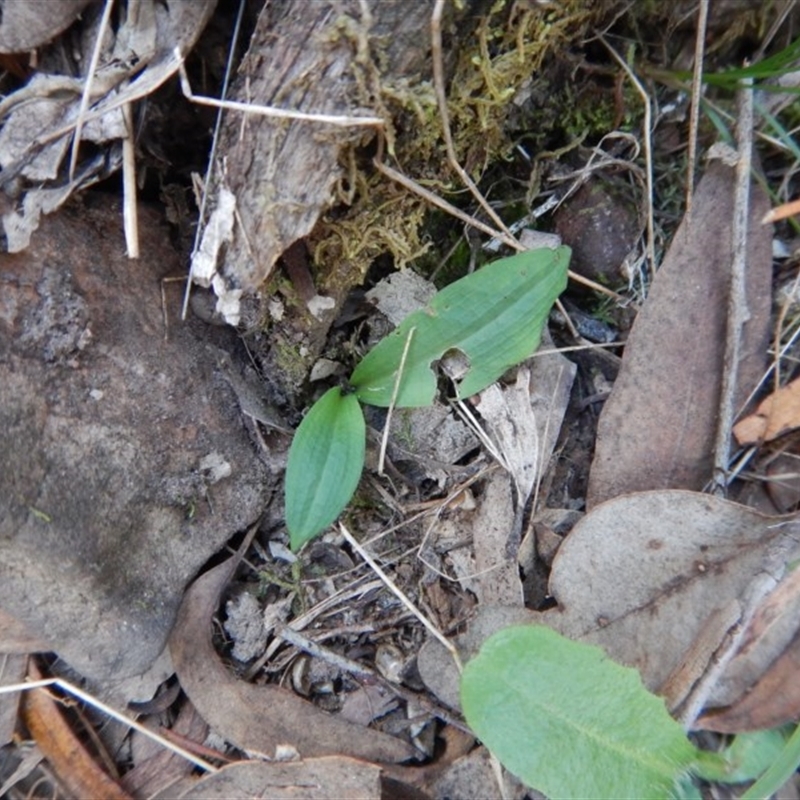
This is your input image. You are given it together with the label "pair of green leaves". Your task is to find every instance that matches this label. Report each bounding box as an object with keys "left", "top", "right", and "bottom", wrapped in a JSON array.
[{"left": 285, "top": 245, "right": 571, "bottom": 551}]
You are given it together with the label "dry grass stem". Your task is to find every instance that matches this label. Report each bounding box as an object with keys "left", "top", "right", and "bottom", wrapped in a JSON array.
[
  {"left": 763, "top": 198, "right": 800, "bottom": 223},
  {"left": 430, "top": 0, "right": 513, "bottom": 238},
  {"left": 685, "top": 0, "right": 709, "bottom": 213},
  {"left": 277, "top": 625, "right": 377, "bottom": 680},
  {"left": 452, "top": 399, "right": 507, "bottom": 469},
  {"left": 599, "top": 35, "right": 656, "bottom": 281},
  {"left": 177, "top": 59, "right": 384, "bottom": 128},
  {"left": 379, "top": 326, "right": 416, "bottom": 475},
  {"left": 121, "top": 102, "right": 139, "bottom": 258},
  {"left": 181, "top": 0, "right": 244, "bottom": 319},
  {"left": 339, "top": 523, "right": 463, "bottom": 672},
  {"left": 0, "top": 677, "right": 217, "bottom": 773},
  {"left": 374, "top": 158, "right": 624, "bottom": 301},
  {"left": 374, "top": 158, "right": 519, "bottom": 248},
  {"left": 69, "top": 0, "right": 114, "bottom": 181},
  {"left": 38, "top": 52, "right": 185, "bottom": 151},
  {"left": 712, "top": 78, "right": 754, "bottom": 495}
]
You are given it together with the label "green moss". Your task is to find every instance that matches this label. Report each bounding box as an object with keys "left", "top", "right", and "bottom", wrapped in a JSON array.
[
  {"left": 271, "top": 336, "right": 313, "bottom": 390},
  {"left": 309, "top": 0, "right": 614, "bottom": 285}
]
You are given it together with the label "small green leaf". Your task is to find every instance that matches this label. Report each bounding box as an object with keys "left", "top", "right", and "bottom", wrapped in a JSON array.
[
  {"left": 351, "top": 246, "right": 570, "bottom": 407},
  {"left": 694, "top": 728, "right": 791, "bottom": 784},
  {"left": 460, "top": 625, "right": 699, "bottom": 799},
  {"left": 285, "top": 387, "right": 365, "bottom": 551}
]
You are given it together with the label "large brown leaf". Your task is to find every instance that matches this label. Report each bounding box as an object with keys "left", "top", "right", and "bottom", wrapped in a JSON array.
[
  {"left": 539, "top": 491, "right": 800, "bottom": 698},
  {"left": 587, "top": 159, "right": 772, "bottom": 507},
  {"left": 417, "top": 491, "right": 800, "bottom": 729}
]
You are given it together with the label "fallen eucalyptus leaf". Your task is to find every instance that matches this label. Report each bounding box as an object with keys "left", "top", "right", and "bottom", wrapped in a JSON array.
[
  {"left": 587, "top": 161, "right": 771, "bottom": 507},
  {"left": 177, "top": 757, "right": 381, "bottom": 800},
  {"left": 169, "top": 557, "right": 415, "bottom": 763},
  {"left": 351, "top": 247, "right": 570, "bottom": 407},
  {"left": 540, "top": 490, "right": 800, "bottom": 704}
]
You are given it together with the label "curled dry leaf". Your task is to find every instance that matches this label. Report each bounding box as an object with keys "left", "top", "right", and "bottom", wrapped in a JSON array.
[
  {"left": 169, "top": 557, "right": 416, "bottom": 764},
  {"left": 0, "top": 0, "right": 216, "bottom": 251},
  {"left": 176, "top": 757, "right": 381, "bottom": 800},
  {"left": 696, "top": 565, "right": 800, "bottom": 731},
  {"left": 697, "top": 634, "right": 800, "bottom": 733},
  {"left": 22, "top": 661, "right": 131, "bottom": 800},
  {"left": 733, "top": 376, "right": 800, "bottom": 445},
  {"left": 121, "top": 699, "right": 208, "bottom": 798}
]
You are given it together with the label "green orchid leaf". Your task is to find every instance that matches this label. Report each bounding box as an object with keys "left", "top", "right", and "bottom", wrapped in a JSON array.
[
  {"left": 285, "top": 387, "right": 365, "bottom": 551},
  {"left": 460, "top": 625, "right": 699, "bottom": 799},
  {"left": 351, "top": 246, "right": 570, "bottom": 407}
]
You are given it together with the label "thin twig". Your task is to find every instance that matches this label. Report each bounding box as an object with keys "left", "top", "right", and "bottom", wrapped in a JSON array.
[
  {"left": 712, "top": 78, "right": 754, "bottom": 495},
  {"left": 339, "top": 522, "right": 463, "bottom": 673},
  {"left": 379, "top": 326, "right": 416, "bottom": 475},
  {"left": 181, "top": 0, "right": 245, "bottom": 321},
  {"left": 121, "top": 102, "right": 139, "bottom": 258},
  {"left": 763, "top": 197, "right": 800, "bottom": 223},
  {"left": 69, "top": 0, "right": 114, "bottom": 180},
  {"left": 686, "top": 0, "right": 709, "bottom": 212},
  {"left": 430, "top": 0, "right": 512, "bottom": 238},
  {"left": 177, "top": 59, "right": 384, "bottom": 128},
  {"left": 0, "top": 678, "right": 217, "bottom": 773},
  {"left": 278, "top": 624, "right": 469, "bottom": 730},
  {"left": 599, "top": 35, "right": 656, "bottom": 281},
  {"left": 374, "top": 158, "right": 625, "bottom": 301}
]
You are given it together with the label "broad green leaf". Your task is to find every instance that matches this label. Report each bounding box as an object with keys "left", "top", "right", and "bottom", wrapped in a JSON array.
[
  {"left": 460, "top": 625, "right": 699, "bottom": 799},
  {"left": 351, "top": 246, "right": 570, "bottom": 407},
  {"left": 285, "top": 387, "right": 365, "bottom": 551}
]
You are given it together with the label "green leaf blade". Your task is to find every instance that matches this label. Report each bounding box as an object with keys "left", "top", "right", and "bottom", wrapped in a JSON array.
[
  {"left": 285, "top": 387, "right": 365, "bottom": 551},
  {"left": 460, "top": 625, "right": 698, "bottom": 799},
  {"left": 351, "top": 246, "right": 570, "bottom": 407}
]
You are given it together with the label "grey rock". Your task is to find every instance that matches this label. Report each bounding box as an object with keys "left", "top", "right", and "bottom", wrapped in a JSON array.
[{"left": 0, "top": 196, "right": 272, "bottom": 680}]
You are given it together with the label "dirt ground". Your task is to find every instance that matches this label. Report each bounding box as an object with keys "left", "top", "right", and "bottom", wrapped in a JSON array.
[{"left": 3, "top": 1, "right": 800, "bottom": 798}]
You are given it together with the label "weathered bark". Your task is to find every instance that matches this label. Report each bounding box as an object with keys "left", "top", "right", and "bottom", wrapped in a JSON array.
[
  {"left": 202, "top": 0, "right": 480, "bottom": 402},
  {"left": 211, "top": 0, "right": 437, "bottom": 295}
]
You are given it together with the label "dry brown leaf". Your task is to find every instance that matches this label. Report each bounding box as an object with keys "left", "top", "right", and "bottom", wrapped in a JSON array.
[
  {"left": 693, "top": 564, "right": 800, "bottom": 730},
  {"left": 697, "top": 632, "right": 800, "bottom": 732},
  {"left": 169, "top": 558, "right": 416, "bottom": 764},
  {"left": 21, "top": 660, "right": 132, "bottom": 800},
  {"left": 418, "top": 491, "right": 800, "bottom": 726},
  {"left": 0, "top": 0, "right": 92, "bottom": 53},
  {"left": 733, "top": 377, "right": 800, "bottom": 445},
  {"left": 176, "top": 757, "right": 382, "bottom": 800},
  {"left": 0, "top": 0, "right": 216, "bottom": 251},
  {"left": 121, "top": 700, "right": 208, "bottom": 798},
  {"left": 587, "top": 160, "right": 772, "bottom": 507},
  {"left": 539, "top": 491, "right": 800, "bottom": 698}
]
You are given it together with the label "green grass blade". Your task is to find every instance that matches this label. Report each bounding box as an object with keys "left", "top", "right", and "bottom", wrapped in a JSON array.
[
  {"left": 460, "top": 625, "right": 699, "bottom": 799},
  {"left": 741, "top": 724, "right": 800, "bottom": 800},
  {"left": 285, "top": 387, "right": 365, "bottom": 551},
  {"left": 351, "top": 246, "right": 570, "bottom": 407}
]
